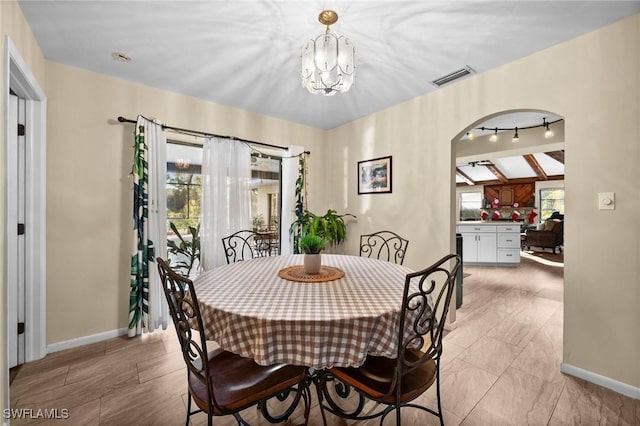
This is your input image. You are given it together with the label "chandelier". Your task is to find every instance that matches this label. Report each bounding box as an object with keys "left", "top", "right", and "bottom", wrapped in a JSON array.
[{"left": 301, "top": 10, "right": 355, "bottom": 96}]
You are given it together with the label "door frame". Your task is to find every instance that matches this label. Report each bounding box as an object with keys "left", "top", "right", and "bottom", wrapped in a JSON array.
[{"left": 3, "top": 36, "right": 47, "bottom": 401}]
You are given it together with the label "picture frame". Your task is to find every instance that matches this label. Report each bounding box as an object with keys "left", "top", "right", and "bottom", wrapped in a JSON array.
[{"left": 357, "top": 155, "right": 392, "bottom": 194}]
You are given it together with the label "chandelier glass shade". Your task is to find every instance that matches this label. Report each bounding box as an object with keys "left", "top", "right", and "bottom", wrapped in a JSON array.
[{"left": 301, "top": 10, "right": 355, "bottom": 96}]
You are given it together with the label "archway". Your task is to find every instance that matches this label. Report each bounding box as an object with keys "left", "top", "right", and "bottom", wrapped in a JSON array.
[{"left": 449, "top": 109, "right": 565, "bottom": 322}]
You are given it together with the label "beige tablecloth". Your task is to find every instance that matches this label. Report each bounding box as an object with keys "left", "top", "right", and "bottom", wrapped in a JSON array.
[{"left": 194, "top": 254, "right": 413, "bottom": 369}]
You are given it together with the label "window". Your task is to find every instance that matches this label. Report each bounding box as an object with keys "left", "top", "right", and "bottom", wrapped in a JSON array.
[
  {"left": 539, "top": 188, "right": 564, "bottom": 220},
  {"left": 459, "top": 191, "right": 483, "bottom": 220},
  {"left": 167, "top": 171, "right": 201, "bottom": 232},
  {"left": 165, "top": 144, "right": 283, "bottom": 260},
  {"left": 166, "top": 143, "right": 202, "bottom": 235},
  {"left": 250, "top": 154, "right": 282, "bottom": 254},
  {"left": 166, "top": 142, "right": 203, "bottom": 276}
]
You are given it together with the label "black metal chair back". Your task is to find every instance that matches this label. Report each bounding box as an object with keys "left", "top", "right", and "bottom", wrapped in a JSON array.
[
  {"left": 156, "top": 258, "right": 218, "bottom": 414},
  {"left": 396, "top": 253, "right": 460, "bottom": 376},
  {"left": 157, "top": 258, "right": 310, "bottom": 426},
  {"left": 317, "top": 253, "right": 461, "bottom": 426},
  {"left": 221, "top": 229, "right": 273, "bottom": 264},
  {"left": 359, "top": 231, "right": 409, "bottom": 264}
]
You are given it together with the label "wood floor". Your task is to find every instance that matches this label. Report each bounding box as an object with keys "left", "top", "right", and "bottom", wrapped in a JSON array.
[{"left": 10, "top": 254, "right": 640, "bottom": 425}]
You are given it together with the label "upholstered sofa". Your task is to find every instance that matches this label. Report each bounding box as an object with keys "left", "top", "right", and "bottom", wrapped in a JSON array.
[{"left": 523, "top": 219, "right": 564, "bottom": 253}]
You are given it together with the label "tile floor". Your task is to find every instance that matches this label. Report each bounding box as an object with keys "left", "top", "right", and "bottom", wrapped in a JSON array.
[{"left": 9, "top": 254, "right": 640, "bottom": 425}]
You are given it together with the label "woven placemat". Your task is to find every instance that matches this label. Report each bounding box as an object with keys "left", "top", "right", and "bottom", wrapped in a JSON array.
[{"left": 278, "top": 265, "right": 345, "bottom": 283}]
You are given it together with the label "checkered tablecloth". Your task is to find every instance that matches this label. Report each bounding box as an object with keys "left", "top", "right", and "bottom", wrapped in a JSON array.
[{"left": 194, "top": 254, "right": 413, "bottom": 369}]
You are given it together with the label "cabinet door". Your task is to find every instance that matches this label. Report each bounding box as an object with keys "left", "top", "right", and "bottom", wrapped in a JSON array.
[
  {"left": 477, "top": 233, "right": 497, "bottom": 262},
  {"left": 500, "top": 188, "right": 514, "bottom": 205},
  {"left": 460, "top": 233, "right": 478, "bottom": 262}
]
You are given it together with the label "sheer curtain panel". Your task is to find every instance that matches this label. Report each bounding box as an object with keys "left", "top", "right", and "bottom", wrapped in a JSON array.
[
  {"left": 128, "top": 116, "right": 169, "bottom": 337},
  {"left": 200, "top": 137, "right": 251, "bottom": 269}
]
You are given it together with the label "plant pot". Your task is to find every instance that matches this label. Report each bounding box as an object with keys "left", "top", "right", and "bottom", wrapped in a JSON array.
[{"left": 303, "top": 254, "right": 321, "bottom": 275}]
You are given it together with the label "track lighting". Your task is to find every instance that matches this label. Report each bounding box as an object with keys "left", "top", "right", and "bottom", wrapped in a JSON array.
[
  {"left": 468, "top": 118, "right": 562, "bottom": 143},
  {"left": 512, "top": 127, "right": 519, "bottom": 143}
]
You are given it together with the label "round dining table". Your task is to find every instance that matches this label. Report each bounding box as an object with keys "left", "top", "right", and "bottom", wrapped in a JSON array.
[{"left": 193, "top": 254, "right": 414, "bottom": 369}]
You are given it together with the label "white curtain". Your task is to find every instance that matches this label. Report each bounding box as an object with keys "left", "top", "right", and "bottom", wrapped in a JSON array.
[
  {"left": 280, "top": 146, "right": 305, "bottom": 254},
  {"left": 200, "top": 136, "right": 252, "bottom": 269},
  {"left": 128, "top": 116, "right": 168, "bottom": 337}
]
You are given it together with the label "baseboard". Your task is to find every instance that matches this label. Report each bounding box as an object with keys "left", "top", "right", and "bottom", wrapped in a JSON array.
[
  {"left": 560, "top": 363, "right": 640, "bottom": 399},
  {"left": 46, "top": 328, "right": 129, "bottom": 354}
]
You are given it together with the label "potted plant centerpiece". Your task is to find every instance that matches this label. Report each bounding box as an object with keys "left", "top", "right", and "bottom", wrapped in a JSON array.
[{"left": 298, "top": 233, "right": 325, "bottom": 274}]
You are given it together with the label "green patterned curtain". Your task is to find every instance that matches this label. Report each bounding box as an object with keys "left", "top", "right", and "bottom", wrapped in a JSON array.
[{"left": 128, "top": 121, "right": 154, "bottom": 336}]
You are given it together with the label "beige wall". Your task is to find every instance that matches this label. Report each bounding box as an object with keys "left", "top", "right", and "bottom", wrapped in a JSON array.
[
  {"left": 44, "top": 62, "right": 326, "bottom": 344},
  {"left": 1, "top": 0, "right": 47, "bottom": 416},
  {"left": 326, "top": 15, "right": 639, "bottom": 388}
]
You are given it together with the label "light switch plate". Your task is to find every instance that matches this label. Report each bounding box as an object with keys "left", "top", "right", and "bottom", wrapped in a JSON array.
[{"left": 598, "top": 192, "right": 615, "bottom": 210}]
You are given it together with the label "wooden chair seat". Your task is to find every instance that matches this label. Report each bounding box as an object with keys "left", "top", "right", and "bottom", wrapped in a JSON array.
[
  {"left": 189, "top": 350, "right": 307, "bottom": 414},
  {"left": 329, "top": 350, "right": 437, "bottom": 405}
]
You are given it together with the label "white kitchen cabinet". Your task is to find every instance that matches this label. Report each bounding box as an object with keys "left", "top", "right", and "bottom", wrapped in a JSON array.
[
  {"left": 458, "top": 225, "right": 497, "bottom": 263},
  {"left": 457, "top": 223, "right": 520, "bottom": 266}
]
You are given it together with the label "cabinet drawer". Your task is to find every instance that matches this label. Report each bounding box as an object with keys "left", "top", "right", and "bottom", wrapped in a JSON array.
[
  {"left": 497, "top": 225, "right": 520, "bottom": 233},
  {"left": 457, "top": 225, "right": 496, "bottom": 233},
  {"left": 497, "top": 249, "right": 520, "bottom": 263},
  {"left": 498, "top": 234, "right": 520, "bottom": 248}
]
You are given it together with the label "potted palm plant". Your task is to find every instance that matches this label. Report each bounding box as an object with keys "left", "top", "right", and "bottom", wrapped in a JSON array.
[{"left": 298, "top": 233, "right": 324, "bottom": 274}]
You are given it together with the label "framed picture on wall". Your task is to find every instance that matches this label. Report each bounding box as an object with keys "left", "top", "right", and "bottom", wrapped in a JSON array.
[{"left": 358, "top": 155, "right": 392, "bottom": 194}]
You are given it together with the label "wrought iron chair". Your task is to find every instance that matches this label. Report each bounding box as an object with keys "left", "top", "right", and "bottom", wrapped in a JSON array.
[
  {"left": 156, "top": 258, "right": 310, "bottom": 426},
  {"left": 315, "top": 254, "right": 461, "bottom": 426},
  {"left": 359, "top": 231, "right": 409, "bottom": 265},
  {"left": 221, "top": 230, "right": 274, "bottom": 264}
]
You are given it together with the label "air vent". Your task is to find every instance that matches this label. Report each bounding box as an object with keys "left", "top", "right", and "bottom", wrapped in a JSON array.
[{"left": 430, "top": 66, "right": 475, "bottom": 87}]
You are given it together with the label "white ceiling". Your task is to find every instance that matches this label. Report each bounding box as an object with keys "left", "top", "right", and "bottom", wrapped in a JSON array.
[
  {"left": 456, "top": 151, "right": 564, "bottom": 184},
  {"left": 18, "top": 1, "right": 640, "bottom": 130}
]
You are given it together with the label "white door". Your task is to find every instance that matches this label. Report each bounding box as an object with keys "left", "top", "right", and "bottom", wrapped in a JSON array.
[{"left": 8, "top": 94, "right": 27, "bottom": 367}]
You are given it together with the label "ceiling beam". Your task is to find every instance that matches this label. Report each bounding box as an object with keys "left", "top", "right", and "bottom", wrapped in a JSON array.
[
  {"left": 456, "top": 168, "right": 475, "bottom": 185},
  {"left": 460, "top": 175, "right": 565, "bottom": 187},
  {"left": 484, "top": 162, "right": 509, "bottom": 183},
  {"left": 546, "top": 150, "right": 565, "bottom": 164},
  {"left": 523, "top": 154, "right": 548, "bottom": 181}
]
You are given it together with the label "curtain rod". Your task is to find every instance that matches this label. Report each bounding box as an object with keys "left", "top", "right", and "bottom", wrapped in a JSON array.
[{"left": 117, "top": 116, "right": 289, "bottom": 152}]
